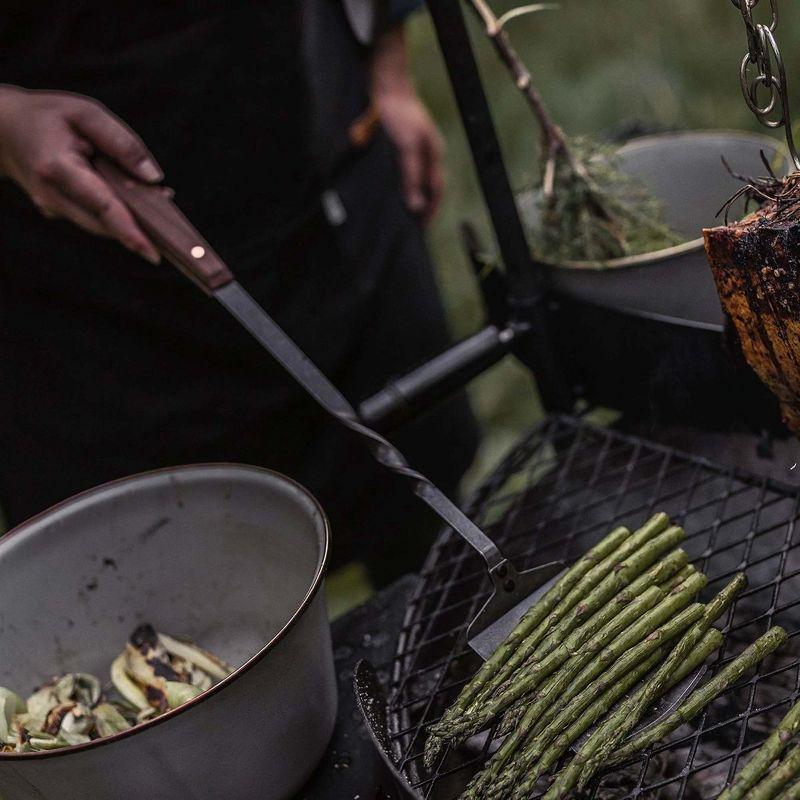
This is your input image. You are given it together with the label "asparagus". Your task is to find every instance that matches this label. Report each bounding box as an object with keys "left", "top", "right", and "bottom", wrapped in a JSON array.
[
  {"left": 741, "top": 744, "right": 800, "bottom": 800},
  {"left": 525, "top": 525, "right": 684, "bottom": 667},
  {"left": 496, "top": 549, "right": 689, "bottom": 737},
  {"left": 577, "top": 573, "right": 747, "bottom": 789},
  {"left": 481, "top": 596, "right": 711, "bottom": 799},
  {"left": 438, "top": 583, "right": 665, "bottom": 751},
  {"left": 432, "top": 536, "right": 690, "bottom": 749},
  {"left": 469, "top": 515, "right": 671, "bottom": 708},
  {"left": 506, "top": 573, "right": 705, "bottom": 741},
  {"left": 544, "top": 574, "right": 748, "bottom": 800},
  {"left": 504, "top": 629, "right": 723, "bottom": 800},
  {"left": 778, "top": 777, "right": 800, "bottom": 800},
  {"left": 462, "top": 586, "right": 661, "bottom": 797},
  {"left": 447, "top": 525, "right": 633, "bottom": 716},
  {"left": 718, "top": 697, "right": 800, "bottom": 800},
  {"left": 668, "top": 564, "right": 696, "bottom": 588},
  {"left": 612, "top": 633, "right": 792, "bottom": 767},
  {"left": 463, "top": 577, "right": 707, "bottom": 797}
]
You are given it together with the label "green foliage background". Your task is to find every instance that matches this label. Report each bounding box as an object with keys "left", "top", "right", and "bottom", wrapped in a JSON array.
[{"left": 406, "top": 0, "right": 800, "bottom": 482}]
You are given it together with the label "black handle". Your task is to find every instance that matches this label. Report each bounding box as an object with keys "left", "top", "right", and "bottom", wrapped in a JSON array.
[
  {"left": 215, "top": 282, "right": 510, "bottom": 574},
  {"left": 427, "top": 0, "right": 572, "bottom": 412},
  {"left": 359, "top": 324, "right": 521, "bottom": 430}
]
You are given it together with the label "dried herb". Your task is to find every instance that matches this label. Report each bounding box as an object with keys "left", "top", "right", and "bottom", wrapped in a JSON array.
[{"left": 468, "top": 0, "right": 683, "bottom": 263}]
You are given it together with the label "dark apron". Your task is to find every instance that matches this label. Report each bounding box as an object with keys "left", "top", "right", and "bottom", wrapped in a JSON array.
[{"left": 0, "top": 1, "right": 478, "bottom": 582}]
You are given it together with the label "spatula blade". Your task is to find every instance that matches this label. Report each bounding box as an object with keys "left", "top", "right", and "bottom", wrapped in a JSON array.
[{"left": 468, "top": 565, "right": 565, "bottom": 660}]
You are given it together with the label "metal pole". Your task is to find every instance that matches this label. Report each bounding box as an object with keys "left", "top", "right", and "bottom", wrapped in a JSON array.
[{"left": 426, "top": 0, "right": 571, "bottom": 410}]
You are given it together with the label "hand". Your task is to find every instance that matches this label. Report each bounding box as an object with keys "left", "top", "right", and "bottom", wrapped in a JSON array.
[
  {"left": 370, "top": 27, "right": 445, "bottom": 225},
  {"left": 375, "top": 86, "right": 445, "bottom": 225},
  {"left": 0, "top": 86, "right": 162, "bottom": 263}
]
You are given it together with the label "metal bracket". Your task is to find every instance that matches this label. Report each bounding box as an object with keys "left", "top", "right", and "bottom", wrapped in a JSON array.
[{"left": 426, "top": 0, "right": 571, "bottom": 411}]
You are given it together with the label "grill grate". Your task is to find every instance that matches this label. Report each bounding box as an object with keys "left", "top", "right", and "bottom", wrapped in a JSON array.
[{"left": 386, "top": 415, "right": 800, "bottom": 799}]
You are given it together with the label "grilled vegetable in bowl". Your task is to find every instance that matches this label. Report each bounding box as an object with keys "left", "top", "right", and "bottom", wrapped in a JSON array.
[{"left": 1, "top": 625, "right": 232, "bottom": 753}]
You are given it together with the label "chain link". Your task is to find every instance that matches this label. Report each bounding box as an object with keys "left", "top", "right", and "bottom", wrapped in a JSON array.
[{"left": 731, "top": 0, "right": 800, "bottom": 169}]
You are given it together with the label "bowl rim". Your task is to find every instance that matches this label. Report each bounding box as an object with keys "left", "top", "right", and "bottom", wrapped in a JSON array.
[
  {"left": 534, "top": 128, "right": 785, "bottom": 271},
  {"left": 0, "top": 462, "right": 331, "bottom": 760}
]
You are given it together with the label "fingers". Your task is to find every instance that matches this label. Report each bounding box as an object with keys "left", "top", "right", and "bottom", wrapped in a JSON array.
[
  {"left": 45, "top": 191, "right": 113, "bottom": 238},
  {"left": 399, "top": 127, "right": 446, "bottom": 225},
  {"left": 422, "top": 128, "right": 446, "bottom": 225},
  {"left": 70, "top": 100, "right": 163, "bottom": 183},
  {"left": 399, "top": 138, "right": 427, "bottom": 219},
  {"left": 42, "top": 153, "right": 161, "bottom": 263}
]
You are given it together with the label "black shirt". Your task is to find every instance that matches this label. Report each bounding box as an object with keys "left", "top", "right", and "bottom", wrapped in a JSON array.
[{"left": 0, "top": 2, "right": 316, "bottom": 250}]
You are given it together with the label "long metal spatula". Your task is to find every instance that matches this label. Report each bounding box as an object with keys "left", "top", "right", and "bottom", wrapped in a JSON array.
[{"left": 96, "top": 158, "right": 562, "bottom": 659}]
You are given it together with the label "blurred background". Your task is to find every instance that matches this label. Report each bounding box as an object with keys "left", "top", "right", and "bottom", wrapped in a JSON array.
[{"left": 405, "top": 0, "right": 800, "bottom": 488}]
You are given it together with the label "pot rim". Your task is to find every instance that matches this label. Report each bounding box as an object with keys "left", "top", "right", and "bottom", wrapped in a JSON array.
[
  {"left": 536, "top": 128, "right": 785, "bottom": 272},
  {"left": 0, "top": 462, "right": 331, "bottom": 761}
]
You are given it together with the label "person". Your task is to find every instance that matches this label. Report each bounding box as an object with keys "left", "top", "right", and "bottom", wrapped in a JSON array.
[{"left": 0, "top": 1, "right": 479, "bottom": 585}]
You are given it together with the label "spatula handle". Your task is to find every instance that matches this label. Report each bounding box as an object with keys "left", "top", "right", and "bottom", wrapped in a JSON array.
[
  {"left": 97, "top": 156, "right": 510, "bottom": 578},
  {"left": 94, "top": 157, "right": 234, "bottom": 294}
]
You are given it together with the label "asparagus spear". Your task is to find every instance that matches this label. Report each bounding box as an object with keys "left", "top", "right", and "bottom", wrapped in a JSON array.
[
  {"left": 463, "top": 577, "right": 707, "bottom": 796},
  {"left": 577, "top": 573, "right": 747, "bottom": 789},
  {"left": 741, "top": 744, "right": 800, "bottom": 800},
  {"left": 778, "top": 777, "right": 800, "bottom": 800},
  {"left": 527, "top": 530, "right": 685, "bottom": 665},
  {"left": 438, "top": 583, "right": 665, "bottom": 752},
  {"left": 502, "top": 629, "right": 723, "bottom": 800},
  {"left": 544, "top": 574, "right": 748, "bottom": 800},
  {"left": 612, "top": 637, "right": 793, "bottom": 768},
  {"left": 426, "top": 517, "right": 672, "bottom": 767},
  {"left": 431, "top": 535, "right": 690, "bottom": 750},
  {"left": 461, "top": 586, "right": 663, "bottom": 797},
  {"left": 667, "top": 564, "right": 696, "bottom": 588},
  {"left": 473, "top": 526, "right": 685, "bottom": 716},
  {"left": 718, "top": 698, "right": 800, "bottom": 800},
  {"left": 546, "top": 629, "right": 785, "bottom": 800},
  {"left": 503, "top": 573, "right": 705, "bottom": 743},
  {"left": 497, "top": 550, "right": 697, "bottom": 737},
  {"left": 446, "top": 525, "right": 633, "bottom": 717},
  {"left": 470, "top": 515, "right": 671, "bottom": 707}
]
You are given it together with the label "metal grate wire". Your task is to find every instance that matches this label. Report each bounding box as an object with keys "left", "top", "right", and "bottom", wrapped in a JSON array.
[{"left": 386, "top": 415, "right": 800, "bottom": 799}]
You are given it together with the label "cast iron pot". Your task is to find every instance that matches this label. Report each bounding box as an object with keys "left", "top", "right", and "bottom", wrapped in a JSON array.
[{"left": 0, "top": 464, "right": 335, "bottom": 800}]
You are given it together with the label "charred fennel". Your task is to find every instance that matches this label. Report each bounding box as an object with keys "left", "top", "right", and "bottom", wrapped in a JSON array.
[
  {"left": 461, "top": 573, "right": 706, "bottom": 798},
  {"left": 544, "top": 574, "right": 748, "bottom": 800},
  {"left": 502, "top": 629, "right": 724, "bottom": 800},
  {"left": 1, "top": 625, "right": 232, "bottom": 753},
  {"left": 718, "top": 698, "right": 800, "bottom": 800},
  {"left": 467, "top": 0, "right": 681, "bottom": 263},
  {"left": 427, "top": 525, "right": 686, "bottom": 752}
]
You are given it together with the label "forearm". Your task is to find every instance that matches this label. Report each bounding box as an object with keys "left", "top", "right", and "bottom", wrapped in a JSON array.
[
  {"left": 0, "top": 85, "right": 28, "bottom": 179},
  {"left": 369, "top": 24, "right": 415, "bottom": 102}
]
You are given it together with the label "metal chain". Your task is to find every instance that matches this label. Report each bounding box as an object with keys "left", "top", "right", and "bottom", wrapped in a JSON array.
[{"left": 731, "top": 0, "right": 800, "bottom": 169}]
